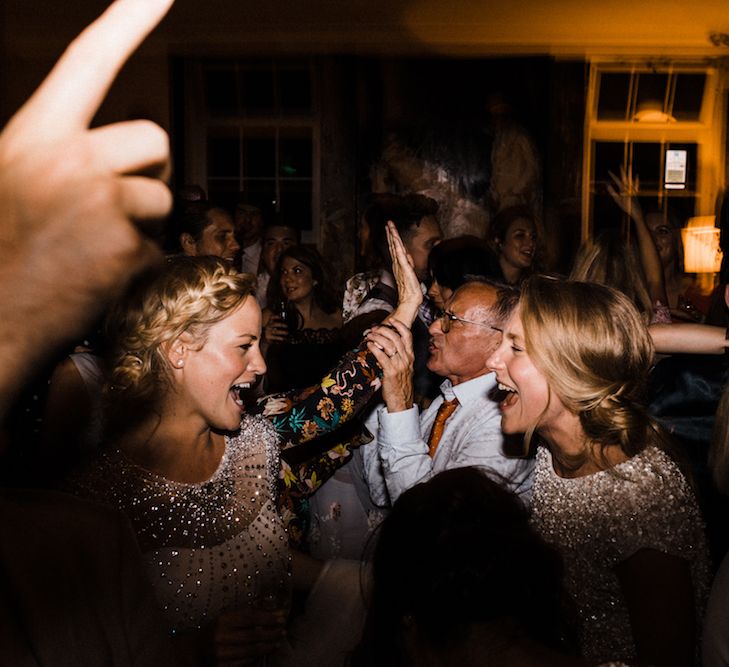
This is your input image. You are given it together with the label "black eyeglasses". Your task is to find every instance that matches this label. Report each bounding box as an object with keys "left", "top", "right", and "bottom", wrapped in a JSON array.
[{"left": 438, "top": 310, "right": 498, "bottom": 334}]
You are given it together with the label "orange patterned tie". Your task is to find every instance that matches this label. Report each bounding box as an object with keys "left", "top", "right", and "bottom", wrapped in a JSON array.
[{"left": 427, "top": 398, "right": 459, "bottom": 458}]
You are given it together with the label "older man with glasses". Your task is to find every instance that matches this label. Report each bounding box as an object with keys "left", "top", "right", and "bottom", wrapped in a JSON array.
[{"left": 363, "top": 280, "right": 535, "bottom": 505}]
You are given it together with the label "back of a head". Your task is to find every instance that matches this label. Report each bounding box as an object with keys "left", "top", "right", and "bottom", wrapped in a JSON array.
[
  {"left": 364, "top": 193, "right": 439, "bottom": 266},
  {"left": 359, "top": 468, "right": 574, "bottom": 665},
  {"left": 569, "top": 230, "right": 653, "bottom": 317},
  {"left": 429, "top": 235, "right": 502, "bottom": 290},
  {"left": 167, "top": 200, "right": 222, "bottom": 254},
  {"left": 519, "top": 275, "right": 656, "bottom": 457}
]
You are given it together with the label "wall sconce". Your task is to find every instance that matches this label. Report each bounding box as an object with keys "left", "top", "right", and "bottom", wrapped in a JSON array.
[
  {"left": 632, "top": 99, "right": 676, "bottom": 123},
  {"left": 682, "top": 215, "right": 722, "bottom": 289}
]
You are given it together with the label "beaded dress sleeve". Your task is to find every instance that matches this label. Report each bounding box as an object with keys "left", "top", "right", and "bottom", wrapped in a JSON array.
[{"left": 68, "top": 415, "right": 289, "bottom": 635}]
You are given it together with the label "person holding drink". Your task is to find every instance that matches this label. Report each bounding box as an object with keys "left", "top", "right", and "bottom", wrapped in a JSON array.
[{"left": 261, "top": 246, "right": 344, "bottom": 393}]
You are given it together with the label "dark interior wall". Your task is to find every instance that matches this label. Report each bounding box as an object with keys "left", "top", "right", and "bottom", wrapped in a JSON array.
[
  {"left": 545, "top": 61, "right": 587, "bottom": 274},
  {"left": 2, "top": 3, "right": 586, "bottom": 278},
  {"left": 318, "top": 57, "right": 359, "bottom": 288},
  {"left": 349, "top": 56, "right": 586, "bottom": 273}
]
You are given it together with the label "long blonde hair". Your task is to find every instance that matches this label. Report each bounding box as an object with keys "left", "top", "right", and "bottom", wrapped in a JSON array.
[
  {"left": 569, "top": 230, "right": 654, "bottom": 323},
  {"left": 519, "top": 275, "right": 661, "bottom": 468},
  {"left": 104, "top": 256, "right": 256, "bottom": 438}
]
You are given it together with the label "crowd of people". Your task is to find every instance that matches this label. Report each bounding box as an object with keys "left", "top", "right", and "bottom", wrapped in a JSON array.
[{"left": 4, "top": 1, "right": 729, "bottom": 666}]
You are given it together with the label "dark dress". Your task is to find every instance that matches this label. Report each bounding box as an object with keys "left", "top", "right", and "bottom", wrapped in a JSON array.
[{"left": 265, "top": 327, "right": 345, "bottom": 394}]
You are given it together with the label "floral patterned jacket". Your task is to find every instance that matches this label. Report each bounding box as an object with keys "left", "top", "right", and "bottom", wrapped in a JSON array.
[{"left": 250, "top": 344, "right": 382, "bottom": 546}]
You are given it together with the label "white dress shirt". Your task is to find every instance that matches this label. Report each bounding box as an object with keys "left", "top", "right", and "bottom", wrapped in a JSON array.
[
  {"left": 240, "top": 239, "right": 262, "bottom": 276},
  {"left": 363, "top": 372, "right": 534, "bottom": 505}
]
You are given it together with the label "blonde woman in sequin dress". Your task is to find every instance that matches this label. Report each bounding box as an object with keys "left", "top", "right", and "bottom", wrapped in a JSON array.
[
  {"left": 487, "top": 275, "right": 710, "bottom": 667},
  {"left": 70, "top": 226, "right": 421, "bottom": 665}
]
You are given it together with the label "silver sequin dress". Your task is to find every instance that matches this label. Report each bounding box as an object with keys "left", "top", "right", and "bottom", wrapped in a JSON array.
[
  {"left": 530, "top": 445, "right": 710, "bottom": 664},
  {"left": 71, "top": 414, "right": 289, "bottom": 634}
]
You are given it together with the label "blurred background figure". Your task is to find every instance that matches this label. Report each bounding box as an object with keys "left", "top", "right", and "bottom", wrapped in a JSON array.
[
  {"left": 170, "top": 200, "right": 240, "bottom": 262},
  {"left": 488, "top": 205, "right": 539, "bottom": 285},
  {"left": 233, "top": 198, "right": 265, "bottom": 276},
  {"left": 486, "top": 93, "right": 542, "bottom": 221},
  {"left": 257, "top": 222, "right": 300, "bottom": 309},
  {"left": 427, "top": 234, "right": 501, "bottom": 310}
]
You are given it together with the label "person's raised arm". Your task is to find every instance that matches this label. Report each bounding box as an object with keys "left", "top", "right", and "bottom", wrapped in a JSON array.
[
  {"left": 650, "top": 322, "right": 729, "bottom": 355},
  {"left": 384, "top": 220, "right": 423, "bottom": 327},
  {"left": 608, "top": 169, "right": 669, "bottom": 308},
  {"left": 0, "top": 0, "right": 174, "bottom": 417}
]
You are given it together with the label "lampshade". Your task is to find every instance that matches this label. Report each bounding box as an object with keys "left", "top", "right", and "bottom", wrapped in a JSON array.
[{"left": 681, "top": 216, "right": 722, "bottom": 273}]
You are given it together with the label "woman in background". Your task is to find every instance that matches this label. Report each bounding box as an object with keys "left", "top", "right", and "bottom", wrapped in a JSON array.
[
  {"left": 262, "top": 245, "right": 343, "bottom": 392},
  {"left": 488, "top": 205, "right": 539, "bottom": 285}
]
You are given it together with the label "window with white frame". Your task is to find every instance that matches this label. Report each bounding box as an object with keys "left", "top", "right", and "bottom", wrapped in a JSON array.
[
  {"left": 182, "top": 58, "right": 319, "bottom": 240},
  {"left": 582, "top": 61, "right": 725, "bottom": 240}
]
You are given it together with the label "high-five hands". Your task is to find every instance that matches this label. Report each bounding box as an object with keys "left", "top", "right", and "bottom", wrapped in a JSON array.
[{"left": 366, "top": 320, "right": 415, "bottom": 413}]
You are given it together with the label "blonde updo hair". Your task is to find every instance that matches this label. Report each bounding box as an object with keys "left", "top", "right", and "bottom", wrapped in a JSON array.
[
  {"left": 104, "top": 256, "right": 256, "bottom": 438},
  {"left": 519, "top": 275, "right": 661, "bottom": 468}
]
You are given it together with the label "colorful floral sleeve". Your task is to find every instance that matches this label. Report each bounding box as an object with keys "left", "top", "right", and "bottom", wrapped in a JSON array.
[
  {"left": 249, "top": 344, "right": 383, "bottom": 548},
  {"left": 251, "top": 344, "right": 382, "bottom": 449}
]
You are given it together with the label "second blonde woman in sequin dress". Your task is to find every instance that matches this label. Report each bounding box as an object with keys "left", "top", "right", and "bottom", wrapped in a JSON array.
[{"left": 487, "top": 276, "right": 710, "bottom": 667}]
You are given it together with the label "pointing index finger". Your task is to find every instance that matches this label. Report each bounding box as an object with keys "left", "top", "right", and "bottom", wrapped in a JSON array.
[{"left": 14, "top": 0, "right": 174, "bottom": 138}]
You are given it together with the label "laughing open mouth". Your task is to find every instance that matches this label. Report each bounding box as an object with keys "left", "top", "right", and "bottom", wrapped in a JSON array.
[
  {"left": 230, "top": 381, "right": 255, "bottom": 406},
  {"left": 495, "top": 381, "right": 519, "bottom": 409}
]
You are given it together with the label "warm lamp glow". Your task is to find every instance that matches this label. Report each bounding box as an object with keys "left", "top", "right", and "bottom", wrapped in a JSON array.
[
  {"left": 632, "top": 99, "right": 676, "bottom": 123},
  {"left": 681, "top": 216, "right": 722, "bottom": 273}
]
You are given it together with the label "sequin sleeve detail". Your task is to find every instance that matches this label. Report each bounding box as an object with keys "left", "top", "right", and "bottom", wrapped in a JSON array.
[
  {"left": 529, "top": 445, "right": 710, "bottom": 664},
  {"left": 67, "top": 415, "right": 290, "bottom": 634}
]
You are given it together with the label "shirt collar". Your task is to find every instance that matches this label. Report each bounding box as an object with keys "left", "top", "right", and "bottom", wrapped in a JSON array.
[{"left": 440, "top": 372, "right": 497, "bottom": 405}]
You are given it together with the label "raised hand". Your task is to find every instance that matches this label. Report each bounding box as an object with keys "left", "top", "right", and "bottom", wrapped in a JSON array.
[
  {"left": 0, "top": 0, "right": 174, "bottom": 414},
  {"left": 386, "top": 220, "right": 423, "bottom": 327},
  {"left": 366, "top": 319, "right": 415, "bottom": 412},
  {"left": 607, "top": 167, "right": 644, "bottom": 223}
]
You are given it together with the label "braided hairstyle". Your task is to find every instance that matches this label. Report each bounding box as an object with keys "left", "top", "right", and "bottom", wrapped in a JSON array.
[
  {"left": 103, "top": 256, "right": 256, "bottom": 440},
  {"left": 519, "top": 275, "right": 664, "bottom": 470}
]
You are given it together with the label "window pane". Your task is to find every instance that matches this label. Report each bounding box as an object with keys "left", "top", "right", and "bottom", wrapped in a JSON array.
[
  {"left": 635, "top": 73, "right": 669, "bottom": 118},
  {"left": 208, "top": 179, "right": 243, "bottom": 205},
  {"left": 241, "top": 179, "right": 277, "bottom": 214},
  {"left": 279, "top": 128, "right": 312, "bottom": 177},
  {"left": 597, "top": 72, "right": 631, "bottom": 120},
  {"left": 632, "top": 142, "right": 662, "bottom": 191},
  {"left": 672, "top": 74, "right": 705, "bottom": 121},
  {"left": 204, "top": 67, "right": 238, "bottom": 117},
  {"left": 242, "top": 128, "right": 276, "bottom": 177},
  {"left": 593, "top": 141, "right": 626, "bottom": 190},
  {"left": 279, "top": 67, "right": 312, "bottom": 115},
  {"left": 279, "top": 181, "right": 312, "bottom": 231},
  {"left": 207, "top": 128, "right": 239, "bottom": 177},
  {"left": 666, "top": 142, "right": 697, "bottom": 190},
  {"left": 240, "top": 67, "right": 275, "bottom": 116}
]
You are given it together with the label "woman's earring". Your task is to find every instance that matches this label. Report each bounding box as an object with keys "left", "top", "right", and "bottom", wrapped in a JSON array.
[{"left": 176, "top": 359, "right": 184, "bottom": 367}]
